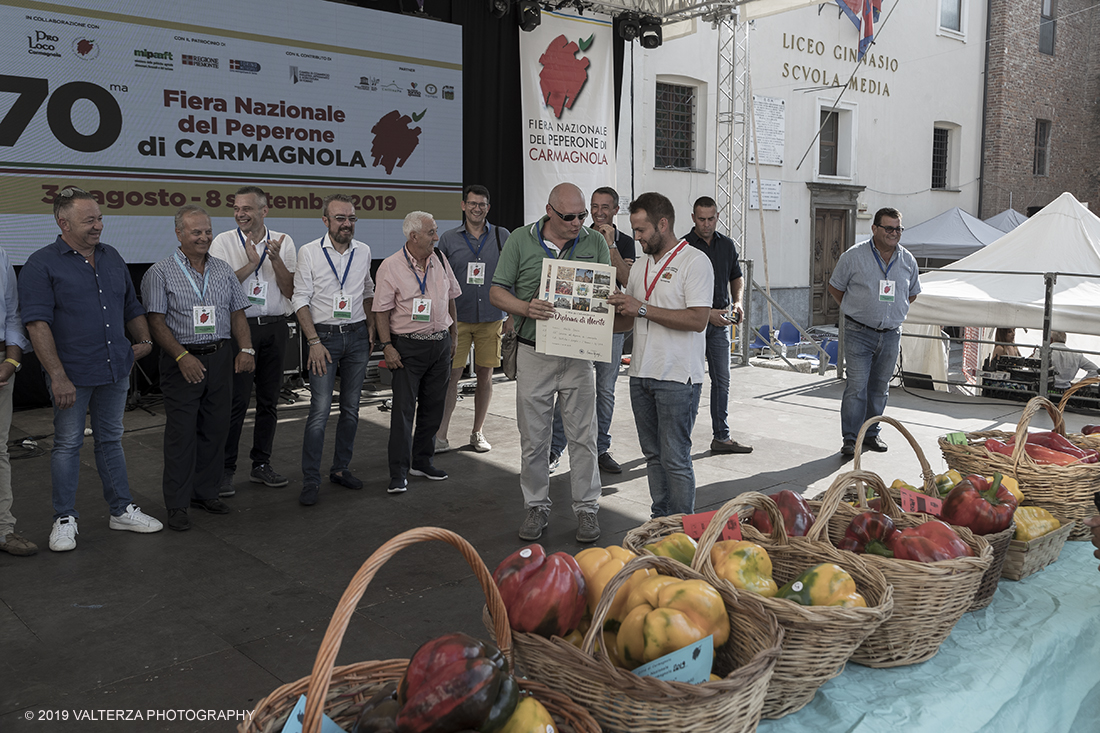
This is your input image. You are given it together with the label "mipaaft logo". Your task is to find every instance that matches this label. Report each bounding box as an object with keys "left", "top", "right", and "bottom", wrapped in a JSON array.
[{"left": 538, "top": 33, "right": 593, "bottom": 118}]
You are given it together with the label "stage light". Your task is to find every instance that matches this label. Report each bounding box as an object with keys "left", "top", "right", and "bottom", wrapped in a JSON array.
[
  {"left": 517, "top": 1, "right": 541, "bottom": 32},
  {"left": 640, "top": 18, "right": 662, "bottom": 49},
  {"left": 618, "top": 14, "right": 641, "bottom": 42},
  {"left": 488, "top": 0, "right": 510, "bottom": 19}
]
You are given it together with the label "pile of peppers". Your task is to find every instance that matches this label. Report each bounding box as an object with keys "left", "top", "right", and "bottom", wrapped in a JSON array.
[
  {"left": 940, "top": 473, "right": 1019, "bottom": 535},
  {"left": 838, "top": 512, "right": 975, "bottom": 562},
  {"left": 985, "top": 431, "right": 1099, "bottom": 465},
  {"left": 748, "top": 490, "right": 816, "bottom": 537}
]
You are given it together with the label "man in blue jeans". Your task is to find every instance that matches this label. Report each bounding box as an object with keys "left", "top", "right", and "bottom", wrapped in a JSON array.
[
  {"left": 21, "top": 188, "right": 163, "bottom": 551},
  {"left": 549, "top": 186, "right": 635, "bottom": 474},
  {"left": 292, "top": 195, "right": 375, "bottom": 505},
  {"left": 684, "top": 196, "right": 752, "bottom": 454},
  {"left": 609, "top": 192, "right": 713, "bottom": 517},
  {"left": 828, "top": 207, "right": 920, "bottom": 459}
]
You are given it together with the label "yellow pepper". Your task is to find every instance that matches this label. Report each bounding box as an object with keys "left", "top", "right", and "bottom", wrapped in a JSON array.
[
  {"left": 933, "top": 469, "right": 963, "bottom": 496},
  {"left": 574, "top": 546, "right": 657, "bottom": 631},
  {"left": 709, "top": 540, "right": 778, "bottom": 597},
  {"left": 890, "top": 478, "right": 917, "bottom": 492},
  {"left": 616, "top": 575, "right": 731, "bottom": 670},
  {"left": 497, "top": 695, "right": 557, "bottom": 733},
  {"left": 775, "top": 563, "right": 867, "bottom": 608},
  {"left": 1013, "top": 506, "right": 1060, "bottom": 541},
  {"left": 990, "top": 474, "right": 1024, "bottom": 504},
  {"left": 644, "top": 532, "right": 698, "bottom": 566}
]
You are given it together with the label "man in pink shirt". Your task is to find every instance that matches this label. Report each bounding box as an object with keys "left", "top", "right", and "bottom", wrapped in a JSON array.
[{"left": 374, "top": 211, "right": 462, "bottom": 493}]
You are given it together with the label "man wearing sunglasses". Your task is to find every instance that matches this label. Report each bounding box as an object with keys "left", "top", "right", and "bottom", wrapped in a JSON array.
[
  {"left": 828, "top": 207, "right": 921, "bottom": 459},
  {"left": 490, "top": 183, "right": 611, "bottom": 543},
  {"left": 21, "top": 188, "right": 163, "bottom": 551},
  {"left": 291, "top": 194, "right": 375, "bottom": 506}
]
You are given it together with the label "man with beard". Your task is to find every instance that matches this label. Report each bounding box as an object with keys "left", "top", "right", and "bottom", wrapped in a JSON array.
[
  {"left": 143, "top": 205, "right": 254, "bottom": 531},
  {"left": 209, "top": 186, "right": 296, "bottom": 496},
  {"left": 490, "top": 183, "right": 610, "bottom": 543},
  {"left": 291, "top": 194, "right": 375, "bottom": 506},
  {"left": 609, "top": 192, "right": 712, "bottom": 517},
  {"left": 549, "top": 186, "right": 634, "bottom": 475}
]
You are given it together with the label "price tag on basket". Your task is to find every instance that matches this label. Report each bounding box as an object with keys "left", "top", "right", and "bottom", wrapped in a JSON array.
[
  {"left": 944, "top": 431, "right": 968, "bottom": 445},
  {"left": 631, "top": 635, "right": 714, "bottom": 685},
  {"left": 682, "top": 511, "right": 742, "bottom": 541},
  {"left": 898, "top": 487, "right": 943, "bottom": 517}
]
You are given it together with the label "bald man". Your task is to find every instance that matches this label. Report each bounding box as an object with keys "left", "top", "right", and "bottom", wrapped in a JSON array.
[{"left": 491, "top": 183, "right": 611, "bottom": 543}]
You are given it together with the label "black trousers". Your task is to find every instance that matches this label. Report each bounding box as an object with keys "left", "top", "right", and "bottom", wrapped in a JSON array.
[
  {"left": 159, "top": 344, "right": 233, "bottom": 510},
  {"left": 388, "top": 334, "right": 451, "bottom": 480},
  {"left": 224, "top": 319, "right": 289, "bottom": 471}
]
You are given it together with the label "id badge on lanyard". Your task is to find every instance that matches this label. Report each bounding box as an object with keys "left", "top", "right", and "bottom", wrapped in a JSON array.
[
  {"left": 332, "top": 290, "right": 352, "bottom": 320},
  {"left": 193, "top": 305, "right": 216, "bottom": 334},
  {"left": 248, "top": 279, "right": 268, "bottom": 306},
  {"left": 412, "top": 298, "right": 432, "bottom": 322},
  {"left": 879, "top": 280, "right": 895, "bottom": 302},
  {"left": 467, "top": 261, "right": 485, "bottom": 285}
]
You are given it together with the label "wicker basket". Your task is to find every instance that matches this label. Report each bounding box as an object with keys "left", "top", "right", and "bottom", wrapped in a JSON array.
[
  {"left": 808, "top": 469, "right": 992, "bottom": 668},
  {"left": 622, "top": 514, "right": 694, "bottom": 555},
  {"left": 488, "top": 554, "right": 783, "bottom": 733},
  {"left": 937, "top": 395, "right": 1099, "bottom": 540},
  {"left": 692, "top": 492, "right": 894, "bottom": 719},
  {"left": 241, "top": 527, "right": 600, "bottom": 733},
  {"left": 1001, "top": 516, "right": 1076, "bottom": 580},
  {"left": 968, "top": 522, "right": 1016, "bottom": 611}
]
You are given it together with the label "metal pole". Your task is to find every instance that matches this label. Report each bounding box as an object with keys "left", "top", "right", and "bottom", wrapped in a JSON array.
[
  {"left": 740, "top": 258, "right": 753, "bottom": 364},
  {"left": 1039, "top": 272, "right": 1055, "bottom": 395}
]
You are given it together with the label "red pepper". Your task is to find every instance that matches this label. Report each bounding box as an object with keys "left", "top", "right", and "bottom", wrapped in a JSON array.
[
  {"left": 985, "top": 437, "right": 1080, "bottom": 465},
  {"left": 939, "top": 473, "right": 1019, "bottom": 535},
  {"left": 1028, "top": 431, "right": 1098, "bottom": 463},
  {"left": 1082, "top": 425, "right": 1100, "bottom": 435},
  {"left": 888, "top": 520, "right": 974, "bottom": 563},
  {"left": 837, "top": 511, "right": 899, "bottom": 557},
  {"left": 749, "top": 490, "right": 816, "bottom": 537},
  {"left": 492, "top": 544, "right": 588, "bottom": 638}
]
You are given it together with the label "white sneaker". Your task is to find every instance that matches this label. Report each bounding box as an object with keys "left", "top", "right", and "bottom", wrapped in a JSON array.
[
  {"left": 109, "top": 504, "right": 164, "bottom": 533},
  {"left": 49, "top": 516, "right": 78, "bottom": 552},
  {"left": 435, "top": 437, "right": 452, "bottom": 453},
  {"left": 470, "top": 431, "right": 492, "bottom": 452}
]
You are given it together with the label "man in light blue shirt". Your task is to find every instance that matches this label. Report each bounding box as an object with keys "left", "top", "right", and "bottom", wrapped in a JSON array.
[
  {"left": 828, "top": 207, "right": 920, "bottom": 459},
  {"left": 0, "top": 246, "right": 34, "bottom": 556}
]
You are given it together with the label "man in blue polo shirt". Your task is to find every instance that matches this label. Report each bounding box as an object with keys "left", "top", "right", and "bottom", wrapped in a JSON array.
[
  {"left": 20, "top": 188, "right": 163, "bottom": 552},
  {"left": 828, "top": 207, "right": 920, "bottom": 459}
]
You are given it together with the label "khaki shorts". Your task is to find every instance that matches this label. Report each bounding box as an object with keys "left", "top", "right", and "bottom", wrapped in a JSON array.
[{"left": 453, "top": 320, "right": 503, "bottom": 369}]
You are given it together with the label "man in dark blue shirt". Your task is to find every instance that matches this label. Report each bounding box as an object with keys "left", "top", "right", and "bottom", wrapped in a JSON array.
[
  {"left": 20, "top": 188, "right": 163, "bottom": 552},
  {"left": 684, "top": 196, "right": 752, "bottom": 455}
]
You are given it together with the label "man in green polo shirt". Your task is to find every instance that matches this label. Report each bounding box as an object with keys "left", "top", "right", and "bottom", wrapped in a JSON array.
[{"left": 491, "top": 183, "right": 610, "bottom": 543}]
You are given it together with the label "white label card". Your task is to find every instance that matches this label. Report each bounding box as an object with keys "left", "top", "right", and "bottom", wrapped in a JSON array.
[
  {"left": 879, "top": 279, "right": 895, "bottom": 302},
  {"left": 412, "top": 298, "right": 432, "bottom": 322},
  {"left": 332, "top": 290, "right": 352, "bottom": 320},
  {"left": 467, "top": 261, "right": 485, "bottom": 285},
  {"left": 193, "top": 305, "right": 216, "bottom": 334},
  {"left": 248, "top": 279, "right": 268, "bottom": 306}
]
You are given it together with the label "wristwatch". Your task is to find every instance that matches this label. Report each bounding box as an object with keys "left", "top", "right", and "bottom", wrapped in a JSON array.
[
  {"left": 240, "top": 348, "right": 256, "bottom": 356},
  {"left": 379, "top": 341, "right": 393, "bottom": 349},
  {"left": 3, "top": 357, "right": 20, "bottom": 372},
  {"left": 637, "top": 305, "right": 648, "bottom": 319}
]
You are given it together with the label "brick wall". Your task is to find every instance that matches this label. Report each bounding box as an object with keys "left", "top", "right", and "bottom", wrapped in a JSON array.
[{"left": 981, "top": 0, "right": 1100, "bottom": 218}]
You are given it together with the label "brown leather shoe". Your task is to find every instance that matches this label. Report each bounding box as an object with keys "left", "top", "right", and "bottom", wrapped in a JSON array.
[
  {"left": 711, "top": 438, "right": 753, "bottom": 454},
  {"left": 0, "top": 531, "right": 38, "bottom": 556}
]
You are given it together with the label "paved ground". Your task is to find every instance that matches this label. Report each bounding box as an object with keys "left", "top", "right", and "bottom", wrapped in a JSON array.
[{"left": 0, "top": 361, "right": 1077, "bottom": 732}]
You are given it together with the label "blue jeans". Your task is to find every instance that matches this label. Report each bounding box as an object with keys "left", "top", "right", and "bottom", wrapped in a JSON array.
[
  {"left": 302, "top": 326, "right": 370, "bottom": 485},
  {"left": 705, "top": 323, "right": 732, "bottom": 440},
  {"left": 840, "top": 320, "right": 901, "bottom": 444},
  {"left": 49, "top": 376, "right": 133, "bottom": 520},
  {"left": 630, "top": 377, "right": 701, "bottom": 517},
  {"left": 551, "top": 331, "right": 625, "bottom": 457}
]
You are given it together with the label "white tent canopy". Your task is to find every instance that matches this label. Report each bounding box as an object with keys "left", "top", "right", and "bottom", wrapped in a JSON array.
[
  {"left": 899, "top": 207, "right": 1004, "bottom": 260},
  {"left": 906, "top": 192, "right": 1100, "bottom": 333},
  {"left": 984, "top": 208, "right": 1028, "bottom": 233}
]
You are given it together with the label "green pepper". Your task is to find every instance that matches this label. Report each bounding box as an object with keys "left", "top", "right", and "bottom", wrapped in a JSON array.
[
  {"left": 643, "top": 531, "right": 698, "bottom": 566},
  {"left": 775, "top": 563, "right": 867, "bottom": 608}
]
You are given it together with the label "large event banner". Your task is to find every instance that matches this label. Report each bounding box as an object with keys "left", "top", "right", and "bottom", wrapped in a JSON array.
[
  {"left": 0, "top": 0, "right": 462, "bottom": 264},
  {"left": 519, "top": 9, "right": 615, "bottom": 224}
]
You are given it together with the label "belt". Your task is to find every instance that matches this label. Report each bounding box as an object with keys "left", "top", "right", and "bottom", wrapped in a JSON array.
[
  {"left": 845, "top": 315, "right": 896, "bottom": 334},
  {"left": 315, "top": 321, "right": 366, "bottom": 333},
  {"left": 396, "top": 330, "right": 449, "bottom": 341},
  {"left": 186, "top": 340, "right": 226, "bottom": 355},
  {"left": 517, "top": 336, "right": 535, "bottom": 347},
  {"left": 247, "top": 315, "right": 285, "bottom": 326}
]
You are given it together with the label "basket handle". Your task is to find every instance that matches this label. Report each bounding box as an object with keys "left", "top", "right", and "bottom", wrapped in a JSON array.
[
  {"left": 581, "top": 553, "right": 704, "bottom": 658},
  {"left": 1008, "top": 396, "right": 1067, "bottom": 467},
  {"left": 300, "top": 527, "right": 511, "bottom": 733},
  {"left": 853, "top": 415, "right": 937, "bottom": 495},
  {"left": 808, "top": 469, "right": 898, "bottom": 546},
  {"left": 692, "top": 492, "right": 788, "bottom": 577},
  {"left": 1056, "top": 377, "right": 1100, "bottom": 415}
]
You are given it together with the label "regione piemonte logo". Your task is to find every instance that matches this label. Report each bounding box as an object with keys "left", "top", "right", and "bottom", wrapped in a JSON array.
[{"left": 538, "top": 33, "right": 593, "bottom": 118}]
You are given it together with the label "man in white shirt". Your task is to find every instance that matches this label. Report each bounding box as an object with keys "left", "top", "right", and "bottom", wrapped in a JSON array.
[
  {"left": 608, "top": 192, "right": 713, "bottom": 517},
  {"left": 209, "top": 186, "right": 296, "bottom": 496},
  {"left": 291, "top": 194, "right": 375, "bottom": 506}
]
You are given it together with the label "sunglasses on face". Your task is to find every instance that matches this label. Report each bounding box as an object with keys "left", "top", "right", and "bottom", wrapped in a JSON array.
[
  {"left": 549, "top": 203, "right": 587, "bottom": 222},
  {"left": 877, "top": 225, "right": 904, "bottom": 234}
]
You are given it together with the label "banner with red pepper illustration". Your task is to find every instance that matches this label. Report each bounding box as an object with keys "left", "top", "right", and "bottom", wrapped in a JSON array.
[{"left": 519, "top": 9, "right": 616, "bottom": 223}]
